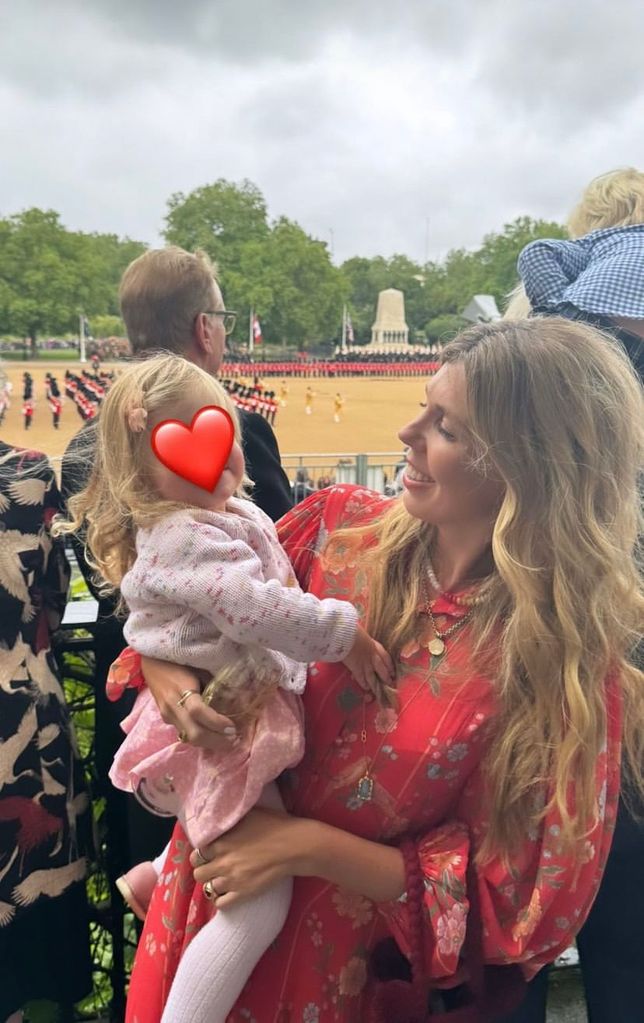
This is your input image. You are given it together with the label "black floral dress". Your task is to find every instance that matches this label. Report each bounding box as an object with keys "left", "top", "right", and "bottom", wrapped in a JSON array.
[{"left": 0, "top": 441, "right": 92, "bottom": 1015}]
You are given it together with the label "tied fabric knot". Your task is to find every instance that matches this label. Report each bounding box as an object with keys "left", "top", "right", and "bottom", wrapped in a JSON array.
[{"left": 127, "top": 406, "right": 148, "bottom": 432}]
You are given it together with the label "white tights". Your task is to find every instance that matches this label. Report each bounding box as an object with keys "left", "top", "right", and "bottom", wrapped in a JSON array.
[
  {"left": 160, "top": 782, "right": 292, "bottom": 1023},
  {"left": 160, "top": 874, "right": 292, "bottom": 1022}
]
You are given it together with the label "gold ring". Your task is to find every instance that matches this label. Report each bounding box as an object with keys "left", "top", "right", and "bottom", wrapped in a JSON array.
[
  {"left": 203, "top": 880, "right": 218, "bottom": 900},
  {"left": 194, "top": 847, "right": 208, "bottom": 866},
  {"left": 177, "top": 689, "right": 199, "bottom": 708},
  {"left": 177, "top": 729, "right": 189, "bottom": 743}
]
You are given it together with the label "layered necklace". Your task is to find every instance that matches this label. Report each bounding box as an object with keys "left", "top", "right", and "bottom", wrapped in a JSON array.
[
  {"left": 354, "top": 555, "right": 494, "bottom": 804},
  {"left": 419, "top": 556, "right": 492, "bottom": 665}
]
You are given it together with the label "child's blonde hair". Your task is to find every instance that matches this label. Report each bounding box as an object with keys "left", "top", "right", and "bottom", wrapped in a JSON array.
[
  {"left": 567, "top": 167, "right": 644, "bottom": 237},
  {"left": 56, "top": 353, "right": 250, "bottom": 592}
]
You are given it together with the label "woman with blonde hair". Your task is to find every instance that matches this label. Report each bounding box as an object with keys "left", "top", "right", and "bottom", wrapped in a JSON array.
[
  {"left": 57, "top": 353, "right": 392, "bottom": 1023},
  {"left": 105, "top": 318, "right": 643, "bottom": 1022},
  {"left": 504, "top": 175, "right": 644, "bottom": 1022}
]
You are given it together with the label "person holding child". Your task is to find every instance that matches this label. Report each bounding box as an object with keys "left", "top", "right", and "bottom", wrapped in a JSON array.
[
  {"left": 97, "top": 316, "right": 643, "bottom": 1022},
  {"left": 57, "top": 355, "right": 394, "bottom": 1023}
]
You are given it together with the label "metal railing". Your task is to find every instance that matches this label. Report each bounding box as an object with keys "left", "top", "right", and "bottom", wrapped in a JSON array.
[
  {"left": 52, "top": 548, "right": 134, "bottom": 1022},
  {"left": 48, "top": 450, "right": 407, "bottom": 493},
  {"left": 282, "top": 451, "right": 405, "bottom": 496}
]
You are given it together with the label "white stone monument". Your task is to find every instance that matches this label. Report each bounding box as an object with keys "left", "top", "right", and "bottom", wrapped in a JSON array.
[{"left": 370, "top": 288, "right": 409, "bottom": 347}]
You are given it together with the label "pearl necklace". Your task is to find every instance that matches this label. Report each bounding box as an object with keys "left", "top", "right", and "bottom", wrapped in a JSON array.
[{"left": 425, "top": 553, "right": 495, "bottom": 608}]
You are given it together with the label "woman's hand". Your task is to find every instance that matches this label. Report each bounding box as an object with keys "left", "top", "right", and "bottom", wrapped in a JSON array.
[
  {"left": 190, "top": 807, "right": 406, "bottom": 908},
  {"left": 190, "top": 807, "right": 315, "bottom": 909},
  {"left": 141, "top": 655, "right": 238, "bottom": 753}
]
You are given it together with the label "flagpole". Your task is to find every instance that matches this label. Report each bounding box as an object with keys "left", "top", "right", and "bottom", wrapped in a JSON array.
[
  {"left": 341, "top": 305, "right": 347, "bottom": 354},
  {"left": 249, "top": 307, "right": 254, "bottom": 363},
  {"left": 79, "top": 314, "right": 87, "bottom": 364}
]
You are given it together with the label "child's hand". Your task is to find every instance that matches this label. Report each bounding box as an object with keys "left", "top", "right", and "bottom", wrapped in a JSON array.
[{"left": 343, "top": 625, "right": 395, "bottom": 700}]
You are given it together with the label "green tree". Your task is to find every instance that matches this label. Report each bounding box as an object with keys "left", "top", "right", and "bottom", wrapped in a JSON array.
[
  {"left": 424, "top": 313, "right": 465, "bottom": 344},
  {"left": 164, "top": 179, "right": 269, "bottom": 276},
  {"left": 90, "top": 314, "right": 126, "bottom": 337},
  {"left": 164, "top": 182, "right": 345, "bottom": 347},
  {"left": 0, "top": 208, "right": 145, "bottom": 340},
  {"left": 475, "top": 216, "right": 567, "bottom": 304},
  {"left": 436, "top": 217, "right": 566, "bottom": 317},
  {"left": 252, "top": 219, "right": 347, "bottom": 347}
]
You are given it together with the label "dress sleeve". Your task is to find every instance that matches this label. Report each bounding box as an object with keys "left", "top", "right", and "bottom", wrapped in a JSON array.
[
  {"left": 275, "top": 484, "right": 386, "bottom": 588},
  {"left": 137, "top": 517, "right": 357, "bottom": 663},
  {"left": 276, "top": 487, "right": 335, "bottom": 591},
  {"left": 378, "top": 680, "right": 621, "bottom": 980}
]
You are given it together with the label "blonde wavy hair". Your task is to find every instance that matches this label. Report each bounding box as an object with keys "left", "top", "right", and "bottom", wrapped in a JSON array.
[
  {"left": 505, "top": 166, "right": 644, "bottom": 318},
  {"left": 55, "top": 353, "right": 250, "bottom": 594},
  {"left": 327, "top": 317, "right": 644, "bottom": 858}
]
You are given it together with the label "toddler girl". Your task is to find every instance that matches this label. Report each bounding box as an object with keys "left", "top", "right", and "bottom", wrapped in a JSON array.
[{"left": 58, "top": 354, "right": 392, "bottom": 1023}]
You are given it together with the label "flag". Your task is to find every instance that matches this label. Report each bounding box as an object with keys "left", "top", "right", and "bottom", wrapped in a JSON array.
[
  {"left": 253, "top": 315, "right": 263, "bottom": 345},
  {"left": 346, "top": 314, "right": 354, "bottom": 344}
]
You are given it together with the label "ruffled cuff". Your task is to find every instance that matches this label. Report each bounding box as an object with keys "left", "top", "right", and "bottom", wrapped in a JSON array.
[
  {"left": 378, "top": 821, "right": 471, "bottom": 979},
  {"left": 106, "top": 645, "right": 146, "bottom": 701}
]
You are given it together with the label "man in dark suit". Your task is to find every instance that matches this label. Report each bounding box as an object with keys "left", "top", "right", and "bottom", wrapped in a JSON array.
[{"left": 61, "top": 246, "right": 292, "bottom": 872}]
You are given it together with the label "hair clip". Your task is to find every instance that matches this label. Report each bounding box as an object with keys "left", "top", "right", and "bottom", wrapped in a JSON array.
[{"left": 127, "top": 407, "right": 148, "bottom": 432}]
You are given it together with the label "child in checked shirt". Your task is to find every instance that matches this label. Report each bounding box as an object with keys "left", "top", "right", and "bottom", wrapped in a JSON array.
[{"left": 58, "top": 354, "right": 393, "bottom": 1023}]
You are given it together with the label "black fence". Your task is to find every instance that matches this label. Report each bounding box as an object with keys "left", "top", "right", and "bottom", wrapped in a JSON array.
[{"left": 52, "top": 613, "right": 134, "bottom": 1023}]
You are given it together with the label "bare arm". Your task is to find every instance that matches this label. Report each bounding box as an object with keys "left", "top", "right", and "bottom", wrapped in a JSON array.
[
  {"left": 191, "top": 808, "right": 405, "bottom": 908},
  {"left": 303, "top": 817, "right": 406, "bottom": 903}
]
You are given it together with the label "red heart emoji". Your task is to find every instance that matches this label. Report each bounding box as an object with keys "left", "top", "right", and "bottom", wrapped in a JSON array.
[{"left": 151, "top": 405, "right": 235, "bottom": 492}]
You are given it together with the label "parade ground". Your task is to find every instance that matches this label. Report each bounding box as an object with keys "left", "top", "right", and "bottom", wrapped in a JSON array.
[{"left": 1, "top": 359, "right": 424, "bottom": 464}]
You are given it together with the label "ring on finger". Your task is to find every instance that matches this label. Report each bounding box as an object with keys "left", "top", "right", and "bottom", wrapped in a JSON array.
[
  {"left": 177, "top": 728, "right": 189, "bottom": 743},
  {"left": 177, "top": 689, "right": 199, "bottom": 708},
  {"left": 194, "top": 847, "right": 208, "bottom": 866},
  {"left": 203, "top": 879, "right": 218, "bottom": 900}
]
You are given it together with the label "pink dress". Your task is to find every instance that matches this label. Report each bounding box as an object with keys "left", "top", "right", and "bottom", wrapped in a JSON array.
[{"left": 109, "top": 498, "right": 358, "bottom": 849}]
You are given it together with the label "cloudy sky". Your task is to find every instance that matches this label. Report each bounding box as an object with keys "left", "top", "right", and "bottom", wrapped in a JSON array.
[{"left": 2, "top": 0, "right": 643, "bottom": 264}]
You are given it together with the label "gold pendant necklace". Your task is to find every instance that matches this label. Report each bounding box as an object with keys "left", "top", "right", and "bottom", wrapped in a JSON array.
[
  {"left": 424, "top": 602, "right": 474, "bottom": 664},
  {"left": 428, "top": 635, "right": 446, "bottom": 657},
  {"left": 422, "top": 580, "right": 476, "bottom": 666},
  {"left": 356, "top": 697, "right": 374, "bottom": 802}
]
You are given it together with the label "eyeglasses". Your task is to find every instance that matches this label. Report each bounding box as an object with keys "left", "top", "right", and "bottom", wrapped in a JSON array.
[{"left": 204, "top": 310, "right": 237, "bottom": 336}]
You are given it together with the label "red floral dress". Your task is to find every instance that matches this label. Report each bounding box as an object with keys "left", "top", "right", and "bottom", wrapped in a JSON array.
[{"left": 121, "top": 486, "right": 620, "bottom": 1023}]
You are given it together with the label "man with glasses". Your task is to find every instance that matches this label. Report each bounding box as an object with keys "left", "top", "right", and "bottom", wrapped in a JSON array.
[
  {"left": 115, "top": 245, "right": 292, "bottom": 520},
  {"left": 60, "top": 246, "right": 292, "bottom": 885}
]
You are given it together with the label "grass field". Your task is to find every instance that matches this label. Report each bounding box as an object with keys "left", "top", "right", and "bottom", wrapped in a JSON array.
[
  {"left": 1, "top": 348, "right": 85, "bottom": 362},
  {"left": 0, "top": 360, "right": 427, "bottom": 474}
]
